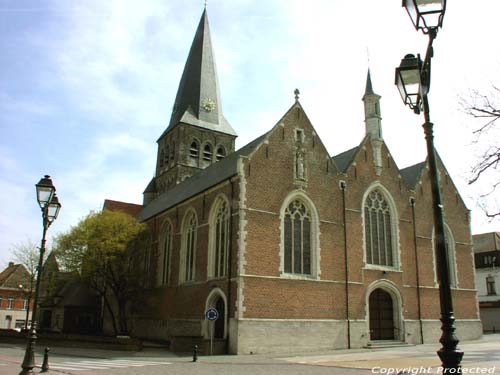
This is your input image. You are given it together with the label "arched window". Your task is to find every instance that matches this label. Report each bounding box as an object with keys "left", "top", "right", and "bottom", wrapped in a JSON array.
[
  {"left": 165, "top": 145, "right": 170, "bottom": 167},
  {"left": 170, "top": 142, "right": 175, "bottom": 161},
  {"left": 444, "top": 224, "right": 457, "bottom": 287},
  {"left": 158, "top": 220, "right": 173, "bottom": 286},
  {"left": 216, "top": 146, "right": 226, "bottom": 161},
  {"left": 283, "top": 198, "right": 313, "bottom": 275},
  {"left": 190, "top": 140, "right": 200, "bottom": 159},
  {"left": 180, "top": 210, "right": 197, "bottom": 282},
  {"left": 159, "top": 150, "right": 164, "bottom": 168},
  {"left": 208, "top": 197, "right": 230, "bottom": 278},
  {"left": 203, "top": 143, "right": 212, "bottom": 161},
  {"left": 364, "top": 188, "right": 396, "bottom": 267}
]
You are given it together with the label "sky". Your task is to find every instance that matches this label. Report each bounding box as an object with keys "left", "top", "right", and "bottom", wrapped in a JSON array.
[{"left": 1, "top": 0, "right": 499, "bottom": 268}]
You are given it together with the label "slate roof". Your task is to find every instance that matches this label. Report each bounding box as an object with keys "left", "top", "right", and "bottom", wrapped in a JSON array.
[
  {"left": 0, "top": 263, "right": 30, "bottom": 289},
  {"left": 400, "top": 161, "right": 426, "bottom": 188},
  {"left": 332, "top": 146, "right": 359, "bottom": 172},
  {"left": 137, "top": 132, "right": 268, "bottom": 222},
  {"left": 103, "top": 199, "right": 143, "bottom": 216},
  {"left": 163, "top": 9, "right": 236, "bottom": 137}
]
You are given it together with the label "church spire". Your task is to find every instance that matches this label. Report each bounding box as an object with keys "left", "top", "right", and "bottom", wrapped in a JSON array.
[
  {"left": 362, "top": 69, "right": 382, "bottom": 140},
  {"left": 167, "top": 9, "right": 236, "bottom": 136}
]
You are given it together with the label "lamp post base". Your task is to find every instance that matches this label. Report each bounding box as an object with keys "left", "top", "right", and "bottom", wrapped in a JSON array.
[
  {"left": 437, "top": 315, "right": 464, "bottom": 373},
  {"left": 19, "top": 325, "right": 38, "bottom": 374}
]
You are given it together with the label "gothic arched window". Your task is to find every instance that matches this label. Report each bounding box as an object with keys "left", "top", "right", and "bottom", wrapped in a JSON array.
[
  {"left": 283, "top": 199, "right": 313, "bottom": 275},
  {"left": 158, "top": 220, "right": 173, "bottom": 286},
  {"left": 180, "top": 210, "right": 197, "bottom": 282},
  {"left": 364, "top": 188, "right": 396, "bottom": 267},
  {"left": 216, "top": 146, "right": 226, "bottom": 161},
  {"left": 190, "top": 140, "right": 200, "bottom": 159},
  {"left": 208, "top": 197, "right": 230, "bottom": 278},
  {"left": 203, "top": 143, "right": 212, "bottom": 161},
  {"left": 159, "top": 150, "right": 164, "bottom": 168}
]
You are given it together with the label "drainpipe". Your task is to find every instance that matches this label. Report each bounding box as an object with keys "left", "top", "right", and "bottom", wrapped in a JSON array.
[
  {"left": 340, "top": 181, "right": 351, "bottom": 349},
  {"left": 410, "top": 197, "right": 424, "bottom": 344}
]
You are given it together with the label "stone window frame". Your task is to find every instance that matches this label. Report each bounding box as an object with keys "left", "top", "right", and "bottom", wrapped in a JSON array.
[
  {"left": 431, "top": 223, "right": 458, "bottom": 288},
  {"left": 279, "top": 190, "right": 321, "bottom": 280},
  {"left": 158, "top": 218, "right": 174, "bottom": 287},
  {"left": 7, "top": 297, "right": 14, "bottom": 309},
  {"left": 202, "top": 142, "right": 213, "bottom": 162},
  {"left": 179, "top": 208, "right": 198, "bottom": 283},
  {"left": 189, "top": 139, "right": 200, "bottom": 160},
  {"left": 207, "top": 194, "right": 230, "bottom": 279},
  {"left": 215, "top": 145, "right": 226, "bottom": 161},
  {"left": 362, "top": 183, "right": 400, "bottom": 271}
]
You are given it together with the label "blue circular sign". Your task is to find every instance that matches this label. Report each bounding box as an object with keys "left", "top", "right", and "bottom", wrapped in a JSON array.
[{"left": 205, "top": 308, "right": 219, "bottom": 321}]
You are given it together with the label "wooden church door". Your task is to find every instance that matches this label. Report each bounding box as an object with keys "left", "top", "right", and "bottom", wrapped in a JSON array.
[{"left": 369, "top": 289, "right": 395, "bottom": 340}]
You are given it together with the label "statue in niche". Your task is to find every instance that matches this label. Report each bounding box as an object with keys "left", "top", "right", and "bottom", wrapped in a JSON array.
[{"left": 296, "top": 150, "right": 305, "bottom": 180}]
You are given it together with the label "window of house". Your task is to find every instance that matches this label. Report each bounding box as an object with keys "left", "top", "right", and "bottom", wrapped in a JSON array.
[
  {"left": 23, "top": 299, "right": 28, "bottom": 310},
  {"left": 180, "top": 210, "right": 197, "bottom": 282},
  {"left": 190, "top": 141, "right": 200, "bottom": 159},
  {"left": 209, "top": 197, "right": 229, "bottom": 278},
  {"left": 364, "top": 189, "right": 395, "bottom": 267},
  {"left": 7, "top": 298, "right": 14, "bottom": 309},
  {"left": 216, "top": 146, "right": 226, "bottom": 161},
  {"left": 487, "top": 275, "right": 496, "bottom": 295},
  {"left": 283, "top": 199, "right": 312, "bottom": 275},
  {"left": 159, "top": 221, "right": 173, "bottom": 286},
  {"left": 165, "top": 145, "right": 170, "bottom": 167},
  {"left": 203, "top": 143, "right": 212, "bottom": 161}
]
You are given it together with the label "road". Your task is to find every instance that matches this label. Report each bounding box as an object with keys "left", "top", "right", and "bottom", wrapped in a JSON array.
[{"left": 0, "top": 334, "right": 499, "bottom": 375}]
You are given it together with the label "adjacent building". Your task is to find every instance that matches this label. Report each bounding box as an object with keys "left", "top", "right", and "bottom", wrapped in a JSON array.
[
  {"left": 103, "top": 8, "right": 481, "bottom": 354},
  {"left": 473, "top": 232, "right": 500, "bottom": 332},
  {"left": 0, "top": 262, "right": 32, "bottom": 331}
]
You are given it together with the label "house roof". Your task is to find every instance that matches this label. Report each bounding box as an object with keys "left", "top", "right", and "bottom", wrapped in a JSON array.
[
  {"left": 0, "top": 263, "right": 30, "bottom": 289},
  {"left": 137, "top": 132, "right": 268, "bottom": 222},
  {"left": 103, "top": 199, "right": 143, "bottom": 216}
]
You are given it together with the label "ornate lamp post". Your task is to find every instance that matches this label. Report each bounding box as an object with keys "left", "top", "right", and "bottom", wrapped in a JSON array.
[
  {"left": 20, "top": 175, "right": 61, "bottom": 375},
  {"left": 395, "top": 1, "right": 463, "bottom": 372}
]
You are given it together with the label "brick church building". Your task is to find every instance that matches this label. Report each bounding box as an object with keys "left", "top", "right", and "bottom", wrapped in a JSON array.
[{"left": 112, "top": 8, "right": 481, "bottom": 353}]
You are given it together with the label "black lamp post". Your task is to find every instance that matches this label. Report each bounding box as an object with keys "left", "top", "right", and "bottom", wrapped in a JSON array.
[
  {"left": 395, "top": 1, "right": 463, "bottom": 372},
  {"left": 20, "top": 175, "right": 61, "bottom": 375}
]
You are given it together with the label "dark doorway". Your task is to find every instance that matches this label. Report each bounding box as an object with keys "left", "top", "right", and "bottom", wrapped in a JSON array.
[
  {"left": 369, "top": 289, "right": 395, "bottom": 340},
  {"left": 213, "top": 297, "right": 225, "bottom": 339}
]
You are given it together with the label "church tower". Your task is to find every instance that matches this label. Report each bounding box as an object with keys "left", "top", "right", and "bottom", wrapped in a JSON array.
[
  {"left": 144, "top": 8, "right": 237, "bottom": 205},
  {"left": 362, "top": 69, "right": 384, "bottom": 175},
  {"left": 362, "top": 69, "right": 382, "bottom": 140}
]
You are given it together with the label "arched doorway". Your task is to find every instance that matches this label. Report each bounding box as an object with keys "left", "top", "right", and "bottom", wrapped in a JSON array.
[
  {"left": 205, "top": 288, "right": 227, "bottom": 340},
  {"left": 369, "top": 288, "right": 395, "bottom": 340},
  {"left": 213, "top": 297, "right": 225, "bottom": 339}
]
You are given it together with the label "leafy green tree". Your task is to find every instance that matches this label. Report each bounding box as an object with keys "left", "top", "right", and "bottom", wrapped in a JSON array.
[{"left": 54, "top": 210, "right": 148, "bottom": 336}]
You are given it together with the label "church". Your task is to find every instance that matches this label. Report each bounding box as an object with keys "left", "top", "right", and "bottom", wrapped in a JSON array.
[{"left": 115, "top": 8, "right": 481, "bottom": 354}]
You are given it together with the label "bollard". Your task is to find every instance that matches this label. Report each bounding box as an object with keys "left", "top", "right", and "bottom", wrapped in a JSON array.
[
  {"left": 192, "top": 344, "right": 198, "bottom": 362},
  {"left": 41, "top": 347, "right": 50, "bottom": 372}
]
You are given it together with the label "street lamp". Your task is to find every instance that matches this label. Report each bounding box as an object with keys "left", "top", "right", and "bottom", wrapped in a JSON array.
[
  {"left": 395, "top": 0, "right": 464, "bottom": 372},
  {"left": 20, "top": 175, "right": 61, "bottom": 375}
]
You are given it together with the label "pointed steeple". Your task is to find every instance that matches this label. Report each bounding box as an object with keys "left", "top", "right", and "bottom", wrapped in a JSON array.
[
  {"left": 167, "top": 9, "right": 236, "bottom": 136},
  {"left": 364, "top": 69, "right": 375, "bottom": 97},
  {"left": 362, "top": 69, "right": 382, "bottom": 139},
  {"left": 362, "top": 69, "right": 383, "bottom": 175}
]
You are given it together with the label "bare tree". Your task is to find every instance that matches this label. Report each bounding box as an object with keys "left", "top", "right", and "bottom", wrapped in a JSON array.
[
  {"left": 11, "top": 239, "right": 39, "bottom": 330},
  {"left": 462, "top": 85, "right": 500, "bottom": 218}
]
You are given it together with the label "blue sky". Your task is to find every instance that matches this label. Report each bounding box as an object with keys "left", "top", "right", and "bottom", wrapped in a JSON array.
[{"left": 1, "top": 0, "right": 500, "bottom": 267}]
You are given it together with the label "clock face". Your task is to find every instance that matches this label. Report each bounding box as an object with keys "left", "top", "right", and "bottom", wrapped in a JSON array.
[{"left": 201, "top": 98, "right": 216, "bottom": 112}]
